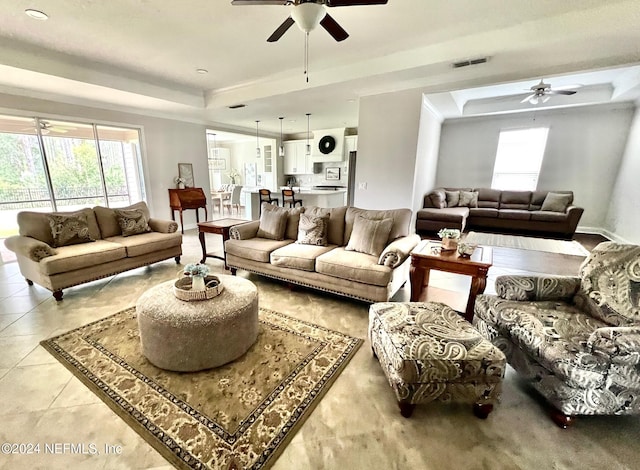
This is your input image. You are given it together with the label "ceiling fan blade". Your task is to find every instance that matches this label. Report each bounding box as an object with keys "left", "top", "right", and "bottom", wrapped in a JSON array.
[
  {"left": 547, "top": 90, "right": 577, "bottom": 95},
  {"left": 267, "top": 16, "right": 295, "bottom": 42},
  {"left": 550, "top": 84, "right": 582, "bottom": 91},
  {"left": 231, "top": 0, "right": 292, "bottom": 5},
  {"left": 520, "top": 93, "right": 536, "bottom": 103},
  {"left": 320, "top": 13, "right": 349, "bottom": 41},
  {"left": 326, "top": 0, "right": 388, "bottom": 6}
]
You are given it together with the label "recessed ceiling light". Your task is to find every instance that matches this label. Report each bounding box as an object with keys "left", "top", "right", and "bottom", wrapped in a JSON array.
[
  {"left": 196, "top": 68, "right": 208, "bottom": 74},
  {"left": 25, "top": 9, "right": 48, "bottom": 20}
]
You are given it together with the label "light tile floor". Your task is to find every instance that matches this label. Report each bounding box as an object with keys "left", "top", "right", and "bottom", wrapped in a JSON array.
[{"left": 0, "top": 231, "right": 639, "bottom": 469}]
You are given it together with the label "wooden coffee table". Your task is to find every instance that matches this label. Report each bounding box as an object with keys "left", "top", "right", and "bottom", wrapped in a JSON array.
[
  {"left": 198, "top": 218, "right": 247, "bottom": 268},
  {"left": 410, "top": 240, "right": 493, "bottom": 322}
]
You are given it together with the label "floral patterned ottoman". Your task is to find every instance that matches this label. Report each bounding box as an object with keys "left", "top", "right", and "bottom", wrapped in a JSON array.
[{"left": 369, "top": 302, "right": 506, "bottom": 418}]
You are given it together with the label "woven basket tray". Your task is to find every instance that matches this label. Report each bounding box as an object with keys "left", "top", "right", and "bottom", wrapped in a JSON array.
[{"left": 173, "top": 275, "right": 224, "bottom": 302}]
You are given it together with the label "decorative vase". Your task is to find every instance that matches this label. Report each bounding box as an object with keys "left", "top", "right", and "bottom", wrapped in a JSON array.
[
  {"left": 191, "top": 275, "right": 206, "bottom": 291},
  {"left": 442, "top": 238, "right": 458, "bottom": 251},
  {"left": 178, "top": 182, "right": 185, "bottom": 189}
]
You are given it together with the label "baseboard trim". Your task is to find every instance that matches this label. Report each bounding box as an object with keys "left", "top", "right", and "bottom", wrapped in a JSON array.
[{"left": 576, "top": 226, "right": 633, "bottom": 244}]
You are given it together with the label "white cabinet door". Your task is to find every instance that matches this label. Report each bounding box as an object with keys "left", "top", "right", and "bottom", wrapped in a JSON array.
[
  {"left": 284, "top": 140, "right": 311, "bottom": 174},
  {"left": 283, "top": 141, "right": 298, "bottom": 174}
]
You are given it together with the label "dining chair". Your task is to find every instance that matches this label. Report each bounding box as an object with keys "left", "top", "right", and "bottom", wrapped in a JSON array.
[
  {"left": 258, "top": 189, "right": 279, "bottom": 214},
  {"left": 281, "top": 188, "right": 303, "bottom": 208},
  {"left": 224, "top": 185, "right": 243, "bottom": 215}
]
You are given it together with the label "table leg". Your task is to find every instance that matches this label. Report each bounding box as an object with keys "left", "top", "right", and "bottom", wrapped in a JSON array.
[
  {"left": 410, "top": 265, "right": 431, "bottom": 302},
  {"left": 199, "top": 230, "right": 207, "bottom": 264},
  {"left": 465, "top": 275, "right": 488, "bottom": 322},
  {"left": 221, "top": 228, "right": 230, "bottom": 270},
  {"left": 179, "top": 210, "right": 184, "bottom": 234}
]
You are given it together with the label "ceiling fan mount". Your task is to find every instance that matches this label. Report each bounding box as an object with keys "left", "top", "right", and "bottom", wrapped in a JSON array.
[
  {"left": 231, "top": 0, "right": 388, "bottom": 42},
  {"left": 521, "top": 79, "right": 580, "bottom": 105}
]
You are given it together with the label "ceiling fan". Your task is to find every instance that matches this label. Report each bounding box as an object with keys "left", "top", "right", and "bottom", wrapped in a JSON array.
[
  {"left": 231, "top": 0, "right": 389, "bottom": 42},
  {"left": 21, "top": 120, "right": 76, "bottom": 134},
  {"left": 520, "top": 79, "right": 581, "bottom": 105}
]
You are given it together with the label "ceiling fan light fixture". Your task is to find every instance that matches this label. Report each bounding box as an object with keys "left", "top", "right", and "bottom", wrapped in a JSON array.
[{"left": 291, "top": 3, "right": 325, "bottom": 33}]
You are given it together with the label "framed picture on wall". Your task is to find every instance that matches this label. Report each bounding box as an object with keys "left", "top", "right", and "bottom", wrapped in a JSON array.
[
  {"left": 210, "top": 158, "right": 226, "bottom": 171},
  {"left": 326, "top": 167, "right": 340, "bottom": 180},
  {"left": 178, "top": 163, "right": 194, "bottom": 188}
]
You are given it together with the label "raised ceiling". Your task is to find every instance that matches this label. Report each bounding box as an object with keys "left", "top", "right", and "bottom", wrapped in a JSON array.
[{"left": 0, "top": 0, "right": 639, "bottom": 133}]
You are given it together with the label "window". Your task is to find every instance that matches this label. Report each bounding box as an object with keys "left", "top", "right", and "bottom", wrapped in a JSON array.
[
  {"left": 491, "top": 127, "right": 549, "bottom": 190},
  {"left": 0, "top": 114, "right": 144, "bottom": 261}
]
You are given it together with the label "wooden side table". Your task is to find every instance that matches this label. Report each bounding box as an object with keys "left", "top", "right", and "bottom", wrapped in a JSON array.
[
  {"left": 169, "top": 188, "right": 208, "bottom": 234},
  {"left": 198, "top": 218, "right": 247, "bottom": 269},
  {"left": 410, "top": 240, "right": 493, "bottom": 322}
]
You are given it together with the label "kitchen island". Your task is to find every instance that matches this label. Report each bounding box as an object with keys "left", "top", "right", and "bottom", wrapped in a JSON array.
[{"left": 245, "top": 188, "right": 347, "bottom": 220}]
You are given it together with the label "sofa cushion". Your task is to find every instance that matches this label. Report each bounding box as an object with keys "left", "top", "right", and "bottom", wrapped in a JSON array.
[
  {"left": 469, "top": 208, "right": 499, "bottom": 218},
  {"left": 575, "top": 242, "right": 640, "bottom": 326},
  {"left": 94, "top": 202, "right": 150, "bottom": 238},
  {"left": 500, "top": 191, "right": 532, "bottom": 210},
  {"left": 18, "top": 208, "right": 101, "bottom": 246},
  {"left": 445, "top": 190, "right": 460, "bottom": 207},
  {"left": 476, "top": 188, "right": 501, "bottom": 209},
  {"left": 345, "top": 215, "right": 393, "bottom": 257},
  {"left": 39, "top": 240, "right": 127, "bottom": 275},
  {"left": 530, "top": 191, "right": 548, "bottom": 211},
  {"left": 316, "top": 247, "right": 392, "bottom": 287},
  {"left": 114, "top": 209, "right": 151, "bottom": 237},
  {"left": 541, "top": 192, "right": 573, "bottom": 212},
  {"left": 530, "top": 211, "right": 568, "bottom": 222},
  {"left": 47, "top": 213, "right": 96, "bottom": 247},
  {"left": 284, "top": 206, "right": 305, "bottom": 240},
  {"left": 476, "top": 296, "right": 611, "bottom": 389},
  {"left": 225, "top": 238, "right": 293, "bottom": 263},
  {"left": 498, "top": 209, "right": 531, "bottom": 220},
  {"left": 344, "top": 207, "right": 411, "bottom": 245},
  {"left": 304, "top": 206, "right": 347, "bottom": 246},
  {"left": 105, "top": 231, "right": 182, "bottom": 257},
  {"left": 256, "top": 203, "right": 288, "bottom": 240},
  {"left": 458, "top": 190, "right": 478, "bottom": 208},
  {"left": 271, "top": 243, "right": 337, "bottom": 271},
  {"left": 296, "top": 213, "right": 329, "bottom": 246},
  {"left": 416, "top": 207, "right": 469, "bottom": 224}
]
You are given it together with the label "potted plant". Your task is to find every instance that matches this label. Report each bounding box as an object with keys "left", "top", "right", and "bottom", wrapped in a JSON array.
[
  {"left": 183, "top": 263, "right": 210, "bottom": 291},
  {"left": 437, "top": 228, "right": 461, "bottom": 251}
]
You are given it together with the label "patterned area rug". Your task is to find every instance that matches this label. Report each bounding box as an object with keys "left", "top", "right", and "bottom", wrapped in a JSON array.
[
  {"left": 464, "top": 231, "right": 589, "bottom": 256},
  {"left": 41, "top": 307, "right": 362, "bottom": 469}
]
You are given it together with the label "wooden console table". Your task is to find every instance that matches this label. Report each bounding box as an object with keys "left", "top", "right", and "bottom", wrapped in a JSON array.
[
  {"left": 410, "top": 240, "right": 493, "bottom": 322},
  {"left": 198, "top": 218, "right": 247, "bottom": 269},
  {"left": 169, "top": 188, "right": 207, "bottom": 234}
]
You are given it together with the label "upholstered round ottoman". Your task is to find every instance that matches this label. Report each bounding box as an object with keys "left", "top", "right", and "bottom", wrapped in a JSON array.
[
  {"left": 369, "top": 301, "right": 506, "bottom": 418},
  {"left": 136, "top": 274, "right": 258, "bottom": 372}
]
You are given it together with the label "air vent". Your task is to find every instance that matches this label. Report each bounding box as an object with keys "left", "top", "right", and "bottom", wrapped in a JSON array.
[
  {"left": 452, "top": 57, "right": 488, "bottom": 68},
  {"left": 228, "top": 104, "right": 246, "bottom": 109}
]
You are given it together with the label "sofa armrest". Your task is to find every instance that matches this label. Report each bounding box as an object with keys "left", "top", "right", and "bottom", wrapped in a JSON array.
[
  {"left": 495, "top": 275, "right": 581, "bottom": 301},
  {"left": 378, "top": 234, "right": 421, "bottom": 268},
  {"left": 148, "top": 218, "right": 178, "bottom": 233},
  {"left": 4, "top": 235, "right": 57, "bottom": 262},
  {"left": 588, "top": 327, "right": 640, "bottom": 365},
  {"left": 423, "top": 189, "right": 446, "bottom": 209},
  {"left": 230, "top": 220, "right": 260, "bottom": 240},
  {"left": 565, "top": 206, "right": 584, "bottom": 234}
]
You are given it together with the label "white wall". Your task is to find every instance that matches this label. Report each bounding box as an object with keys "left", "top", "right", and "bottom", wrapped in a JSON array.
[
  {"left": 604, "top": 107, "right": 640, "bottom": 243},
  {"left": 411, "top": 96, "right": 443, "bottom": 226},
  {"left": 0, "top": 93, "right": 208, "bottom": 229},
  {"left": 355, "top": 88, "right": 423, "bottom": 210},
  {"left": 436, "top": 103, "right": 635, "bottom": 229}
]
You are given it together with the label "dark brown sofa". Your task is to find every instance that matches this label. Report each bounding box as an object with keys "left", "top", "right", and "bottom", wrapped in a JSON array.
[{"left": 415, "top": 188, "right": 584, "bottom": 239}]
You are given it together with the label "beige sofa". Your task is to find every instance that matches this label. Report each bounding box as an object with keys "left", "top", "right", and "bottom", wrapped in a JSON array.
[
  {"left": 5, "top": 202, "right": 182, "bottom": 301},
  {"left": 225, "top": 205, "right": 421, "bottom": 303}
]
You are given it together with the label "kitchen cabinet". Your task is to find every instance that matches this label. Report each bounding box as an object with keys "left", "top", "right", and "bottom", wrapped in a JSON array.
[
  {"left": 344, "top": 135, "right": 358, "bottom": 157},
  {"left": 283, "top": 140, "right": 312, "bottom": 175}
]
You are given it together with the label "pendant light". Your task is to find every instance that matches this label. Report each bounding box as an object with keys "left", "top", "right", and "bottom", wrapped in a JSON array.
[
  {"left": 278, "top": 117, "right": 285, "bottom": 157},
  {"left": 305, "top": 113, "right": 311, "bottom": 156},
  {"left": 255, "top": 120, "right": 261, "bottom": 158}
]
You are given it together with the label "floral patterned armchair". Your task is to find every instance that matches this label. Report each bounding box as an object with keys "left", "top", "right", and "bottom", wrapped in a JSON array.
[{"left": 473, "top": 242, "right": 640, "bottom": 428}]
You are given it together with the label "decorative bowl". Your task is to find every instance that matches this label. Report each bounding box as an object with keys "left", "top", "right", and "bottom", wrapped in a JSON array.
[{"left": 457, "top": 243, "right": 477, "bottom": 258}]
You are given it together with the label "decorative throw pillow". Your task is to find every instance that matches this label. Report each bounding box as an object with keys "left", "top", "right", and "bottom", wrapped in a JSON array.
[
  {"left": 296, "top": 213, "right": 329, "bottom": 246},
  {"left": 445, "top": 190, "right": 460, "bottom": 207},
  {"left": 458, "top": 190, "right": 479, "bottom": 208},
  {"left": 256, "top": 203, "right": 288, "bottom": 240},
  {"left": 541, "top": 192, "right": 572, "bottom": 212},
  {"left": 47, "top": 213, "right": 95, "bottom": 247},
  {"left": 114, "top": 209, "right": 151, "bottom": 237},
  {"left": 345, "top": 215, "right": 393, "bottom": 257}
]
